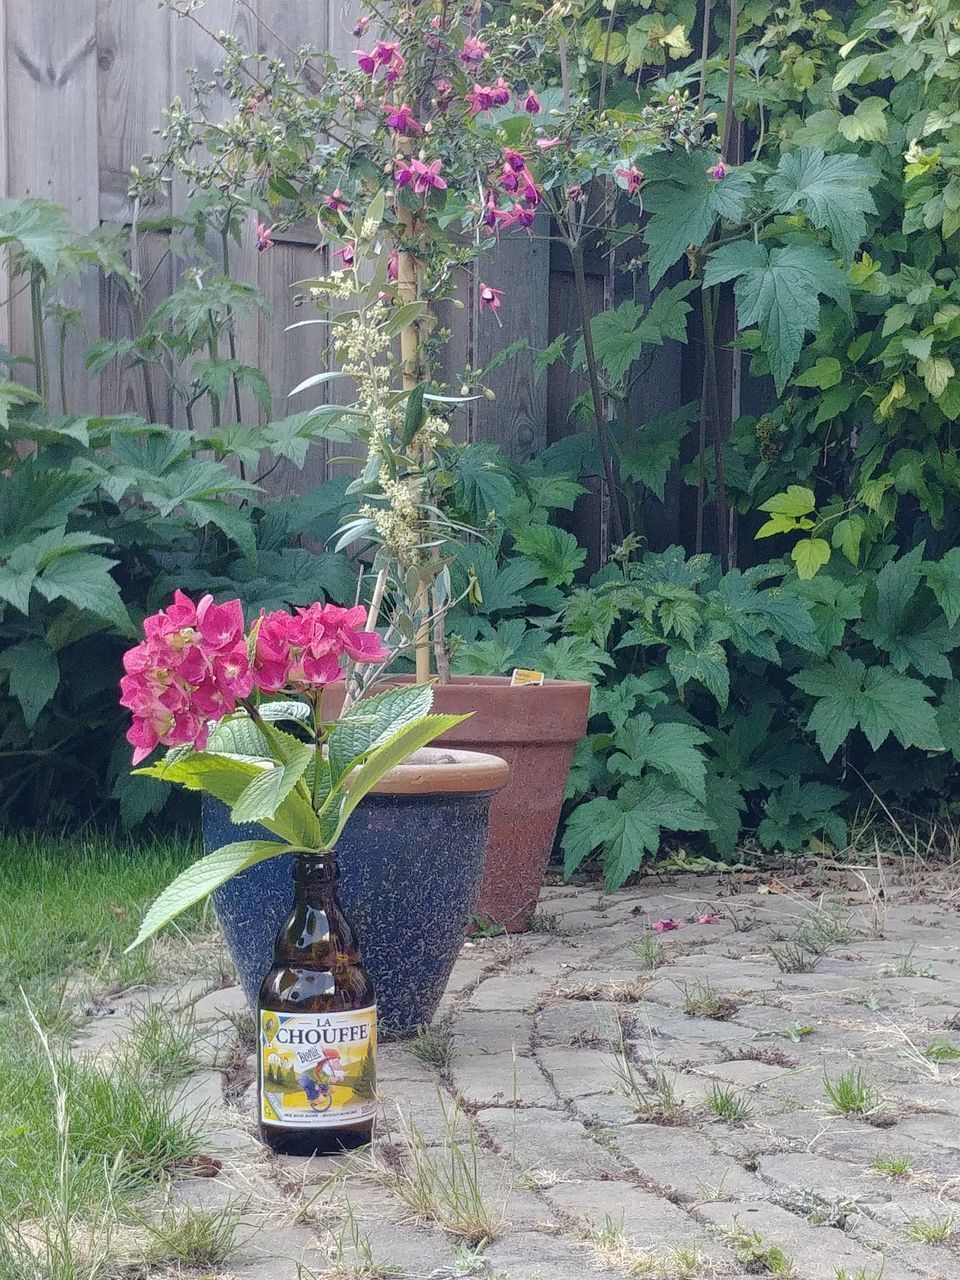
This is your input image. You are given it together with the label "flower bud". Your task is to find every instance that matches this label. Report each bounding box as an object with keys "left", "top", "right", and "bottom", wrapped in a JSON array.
[
  {"left": 460, "top": 384, "right": 471, "bottom": 396},
  {"left": 483, "top": 387, "right": 496, "bottom": 401}
]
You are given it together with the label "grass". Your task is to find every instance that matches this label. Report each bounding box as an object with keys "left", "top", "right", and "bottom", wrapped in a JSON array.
[
  {"left": 610, "top": 1051, "right": 685, "bottom": 1124},
  {"left": 903, "top": 1213, "right": 955, "bottom": 1243},
  {"left": 725, "top": 1224, "right": 795, "bottom": 1277},
  {"left": 881, "top": 946, "right": 934, "bottom": 978},
  {"left": 350, "top": 1101, "right": 503, "bottom": 1244},
  {"left": 140, "top": 1199, "right": 244, "bottom": 1268},
  {"left": 923, "top": 1036, "right": 960, "bottom": 1062},
  {"left": 0, "top": 829, "right": 209, "bottom": 1030},
  {"left": 680, "top": 980, "right": 738, "bottom": 1020},
  {"left": 769, "top": 907, "right": 854, "bottom": 973},
  {"left": 0, "top": 831, "right": 218, "bottom": 1280},
  {"left": 409, "top": 1018, "right": 456, "bottom": 1071},
  {"left": 823, "top": 1069, "right": 884, "bottom": 1119},
  {"left": 704, "top": 1084, "right": 751, "bottom": 1125},
  {"left": 871, "top": 1153, "right": 912, "bottom": 1178},
  {"left": 631, "top": 931, "right": 665, "bottom": 971},
  {"left": 583, "top": 1218, "right": 710, "bottom": 1278}
]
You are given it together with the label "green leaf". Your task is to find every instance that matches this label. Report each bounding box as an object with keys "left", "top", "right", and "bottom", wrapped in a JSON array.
[
  {"left": 539, "top": 635, "right": 613, "bottom": 683},
  {"left": 136, "top": 752, "right": 319, "bottom": 846},
  {"left": 704, "top": 243, "right": 851, "bottom": 393},
  {"left": 324, "top": 714, "right": 471, "bottom": 846},
  {"left": 759, "top": 486, "right": 816, "bottom": 518},
  {"left": 0, "top": 638, "right": 59, "bottom": 726},
  {"left": 792, "top": 538, "right": 831, "bottom": 579},
  {"left": 453, "top": 443, "right": 517, "bottom": 523},
  {"left": 790, "top": 651, "right": 943, "bottom": 760},
  {"left": 512, "top": 525, "right": 587, "bottom": 587},
  {"left": 230, "top": 742, "right": 314, "bottom": 825},
  {"left": 33, "top": 552, "right": 130, "bottom": 631},
  {"left": 666, "top": 626, "right": 730, "bottom": 706},
  {"left": 793, "top": 357, "right": 843, "bottom": 390},
  {"left": 326, "top": 684, "right": 434, "bottom": 784},
  {"left": 402, "top": 382, "right": 427, "bottom": 447},
  {"left": 127, "top": 840, "right": 294, "bottom": 949},
  {"left": 641, "top": 150, "right": 755, "bottom": 288},
  {"left": 858, "top": 547, "right": 960, "bottom": 677},
  {"left": 919, "top": 356, "right": 954, "bottom": 399},
  {"left": 837, "top": 97, "right": 888, "bottom": 143},
  {"left": 0, "top": 378, "right": 41, "bottom": 427},
  {"left": 184, "top": 499, "right": 256, "bottom": 565},
  {"left": 923, "top": 548, "right": 960, "bottom": 626},
  {"left": 562, "top": 780, "right": 714, "bottom": 890},
  {"left": 608, "top": 713, "right": 710, "bottom": 801},
  {"left": 765, "top": 148, "right": 878, "bottom": 262},
  {"left": 618, "top": 403, "right": 698, "bottom": 501},
  {"left": 832, "top": 516, "right": 864, "bottom": 566}
]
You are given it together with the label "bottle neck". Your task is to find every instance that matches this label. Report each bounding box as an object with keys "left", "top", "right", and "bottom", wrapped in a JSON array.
[
  {"left": 273, "top": 852, "right": 359, "bottom": 969},
  {"left": 294, "top": 853, "right": 338, "bottom": 897}
]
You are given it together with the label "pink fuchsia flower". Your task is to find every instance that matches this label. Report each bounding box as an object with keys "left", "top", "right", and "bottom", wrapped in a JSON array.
[
  {"left": 352, "top": 15, "right": 370, "bottom": 37},
  {"left": 478, "top": 282, "right": 504, "bottom": 324},
  {"left": 410, "top": 158, "right": 447, "bottom": 194},
  {"left": 255, "top": 221, "right": 274, "bottom": 253},
  {"left": 490, "top": 77, "right": 511, "bottom": 106},
  {"left": 503, "top": 149, "right": 527, "bottom": 173},
  {"left": 334, "top": 244, "right": 355, "bottom": 268},
  {"left": 466, "top": 84, "right": 495, "bottom": 115},
  {"left": 523, "top": 89, "right": 542, "bottom": 114},
  {"left": 617, "top": 165, "right": 645, "bottom": 196},
  {"left": 697, "top": 913, "right": 722, "bottom": 925},
  {"left": 356, "top": 49, "right": 377, "bottom": 74},
  {"left": 707, "top": 161, "right": 727, "bottom": 180},
  {"left": 460, "top": 35, "right": 488, "bottom": 63},
  {"left": 651, "top": 918, "right": 681, "bottom": 932},
  {"left": 434, "top": 79, "right": 453, "bottom": 105},
  {"left": 388, "top": 249, "right": 399, "bottom": 281},
  {"left": 536, "top": 136, "right": 562, "bottom": 150},
  {"left": 374, "top": 40, "right": 401, "bottom": 66},
  {"left": 395, "top": 160, "right": 414, "bottom": 189},
  {"left": 384, "top": 103, "right": 420, "bottom": 134},
  {"left": 324, "top": 188, "right": 348, "bottom": 213}
]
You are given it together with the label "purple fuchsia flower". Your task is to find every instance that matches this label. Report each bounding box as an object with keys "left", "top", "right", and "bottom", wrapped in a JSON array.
[
  {"left": 707, "top": 160, "right": 727, "bottom": 180},
  {"left": 490, "top": 77, "right": 511, "bottom": 106},
  {"left": 503, "top": 149, "right": 527, "bottom": 173},
  {"left": 356, "top": 49, "right": 377, "bottom": 74},
  {"left": 478, "top": 282, "right": 504, "bottom": 323},
  {"left": 617, "top": 165, "right": 645, "bottom": 196},
  {"left": 255, "top": 220, "right": 274, "bottom": 253},
  {"left": 523, "top": 89, "right": 542, "bottom": 114},
  {"left": 384, "top": 103, "right": 420, "bottom": 134},
  {"left": 460, "top": 35, "right": 488, "bottom": 63},
  {"left": 352, "top": 15, "right": 370, "bottom": 36},
  {"left": 410, "top": 158, "right": 447, "bottom": 194},
  {"left": 395, "top": 159, "right": 414, "bottom": 188},
  {"left": 324, "top": 187, "right": 348, "bottom": 212},
  {"left": 334, "top": 244, "right": 355, "bottom": 268}
]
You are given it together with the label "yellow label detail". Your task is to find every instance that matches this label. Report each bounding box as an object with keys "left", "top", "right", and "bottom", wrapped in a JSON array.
[
  {"left": 259, "top": 1006, "right": 377, "bottom": 1128},
  {"left": 510, "top": 668, "right": 545, "bottom": 687}
]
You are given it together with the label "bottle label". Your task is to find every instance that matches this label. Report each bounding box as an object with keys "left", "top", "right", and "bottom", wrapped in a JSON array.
[{"left": 259, "top": 1006, "right": 377, "bottom": 1129}]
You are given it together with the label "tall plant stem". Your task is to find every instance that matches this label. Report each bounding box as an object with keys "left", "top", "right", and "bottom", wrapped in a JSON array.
[
  {"left": 570, "top": 240, "right": 624, "bottom": 547},
  {"left": 697, "top": 0, "right": 713, "bottom": 111},
  {"left": 701, "top": 285, "right": 729, "bottom": 569},
  {"left": 722, "top": 0, "right": 739, "bottom": 160},
  {"left": 30, "top": 272, "right": 48, "bottom": 402}
]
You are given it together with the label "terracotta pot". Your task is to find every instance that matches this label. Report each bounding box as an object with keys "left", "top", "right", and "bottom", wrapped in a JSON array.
[{"left": 325, "top": 676, "right": 591, "bottom": 932}]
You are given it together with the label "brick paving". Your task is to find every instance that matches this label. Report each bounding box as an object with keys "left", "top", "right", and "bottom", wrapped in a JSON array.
[{"left": 73, "top": 868, "right": 960, "bottom": 1278}]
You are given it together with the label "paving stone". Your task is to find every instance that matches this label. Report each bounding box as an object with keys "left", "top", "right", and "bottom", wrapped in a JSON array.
[
  {"left": 535, "top": 999, "right": 623, "bottom": 1047},
  {"left": 469, "top": 973, "right": 556, "bottom": 1011},
  {"left": 615, "top": 1124, "right": 767, "bottom": 1202},
  {"left": 452, "top": 1009, "right": 536, "bottom": 1057},
  {"left": 483, "top": 1229, "right": 617, "bottom": 1279},
  {"left": 190, "top": 982, "right": 249, "bottom": 1021},
  {"left": 537, "top": 1046, "right": 618, "bottom": 1098},
  {"left": 476, "top": 1105, "right": 622, "bottom": 1178},
  {"left": 451, "top": 1052, "right": 556, "bottom": 1106},
  {"left": 695, "top": 1199, "right": 889, "bottom": 1280},
  {"left": 544, "top": 1179, "right": 726, "bottom": 1257}
]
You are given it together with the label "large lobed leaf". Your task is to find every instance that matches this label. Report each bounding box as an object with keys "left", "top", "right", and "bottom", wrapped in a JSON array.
[{"left": 765, "top": 148, "right": 879, "bottom": 263}]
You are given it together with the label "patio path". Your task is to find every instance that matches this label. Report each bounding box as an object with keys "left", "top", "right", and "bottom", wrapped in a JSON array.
[{"left": 75, "top": 866, "right": 960, "bottom": 1279}]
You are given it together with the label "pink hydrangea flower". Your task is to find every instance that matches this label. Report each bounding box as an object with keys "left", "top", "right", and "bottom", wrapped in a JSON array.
[{"left": 252, "top": 603, "right": 390, "bottom": 694}]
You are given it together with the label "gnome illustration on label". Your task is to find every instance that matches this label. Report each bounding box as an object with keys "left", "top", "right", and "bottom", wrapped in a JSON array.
[{"left": 299, "top": 1048, "right": 346, "bottom": 1112}]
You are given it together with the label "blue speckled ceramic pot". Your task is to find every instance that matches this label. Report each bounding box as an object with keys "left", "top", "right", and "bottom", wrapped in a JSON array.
[{"left": 203, "top": 749, "right": 507, "bottom": 1038}]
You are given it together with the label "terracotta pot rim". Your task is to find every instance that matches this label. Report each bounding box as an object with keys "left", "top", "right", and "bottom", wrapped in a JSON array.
[
  {"left": 364, "top": 746, "right": 510, "bottom": 796},
  {"left": 382, "top": 674, "right": 593, "bottom": 693}
]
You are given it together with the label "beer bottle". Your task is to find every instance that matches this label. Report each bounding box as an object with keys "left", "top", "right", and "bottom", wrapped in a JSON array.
[{"left": 258, "top": 853, "right": 377, "bottom": 1155}]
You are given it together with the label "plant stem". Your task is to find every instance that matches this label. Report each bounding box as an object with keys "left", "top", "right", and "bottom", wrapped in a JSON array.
[
  {"left": 570, "top": 240, "right": 624, "bottom": 546},
  {"left": 701, "top": 285, "right": 730, "bottom": 569},
  {"left": 57, "top": 318, "right": 68, "bottom": 414},
  {"left": 30, "top": 272, "right": 49, "bottom": 403}
]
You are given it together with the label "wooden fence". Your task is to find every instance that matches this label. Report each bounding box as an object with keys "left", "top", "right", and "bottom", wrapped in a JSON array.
[{"left": 1, "top": 0, "right": 692, "bottom": 558}]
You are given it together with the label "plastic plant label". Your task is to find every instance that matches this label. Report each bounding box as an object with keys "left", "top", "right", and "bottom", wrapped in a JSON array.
[{"left": 510, "top": 668, "right": 545, "bottom": 687}]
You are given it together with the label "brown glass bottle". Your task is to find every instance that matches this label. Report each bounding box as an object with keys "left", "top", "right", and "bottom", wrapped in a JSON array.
[{"left": 258, "top": 853, "right": 376, "bottom": 1155}]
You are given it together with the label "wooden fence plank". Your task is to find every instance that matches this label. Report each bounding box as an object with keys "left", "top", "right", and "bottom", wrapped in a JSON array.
[{"left": 6, "top": 0, "right": 101, "bottom": 410}]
